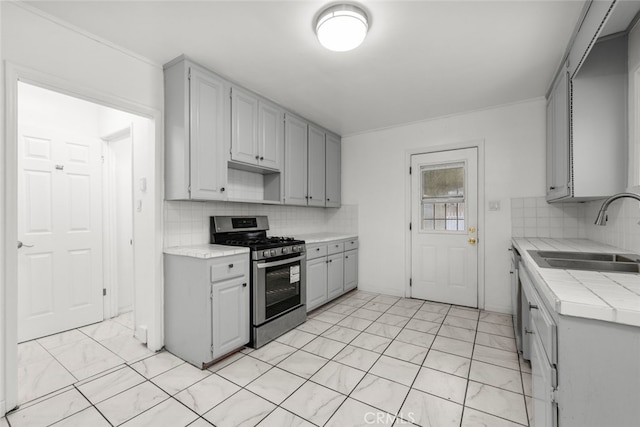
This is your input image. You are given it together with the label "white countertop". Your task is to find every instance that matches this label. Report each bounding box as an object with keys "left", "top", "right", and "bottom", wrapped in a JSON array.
[
  {"left": 513, "top": 238, "right": 640, "bottom": 327},
  {"left": 296, "top": 232, "right": 358, "bottom": 244},
  {"left": 164, "top": 244, "right": 249, "bottom": 259}
]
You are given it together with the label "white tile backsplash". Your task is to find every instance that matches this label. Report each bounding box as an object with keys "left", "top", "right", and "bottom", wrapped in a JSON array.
[
  {"left": 164, "top": 201, "right": 358, "bottom": 248},
  {"left": 583, "top": 198, "right": 640, "bottom": 254},
  {"left": 511, "top": 197, "right": 587, "bottom": 239}
]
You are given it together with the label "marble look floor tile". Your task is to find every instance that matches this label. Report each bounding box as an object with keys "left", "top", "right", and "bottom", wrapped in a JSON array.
[
  {"left": 326, "top": 398, "right": 395, "bottom": 427},
  {"left": 405, "top": 318, "right": 441, "bottom": 334},
  {"left": 326, "top": 304, "right": 358, "bottom": 316},
  {"left": 395, "top": 329, "right": 436, "bottom": 348},
  {"left": 423, "top": 350, "right": 471, "bottom": 378},
  {"left": 175, "top": 374, "right": 240, "bottom": 414},
  {"left": 477, "top": 321, "right": 515, "bottom": 338},
  {"left": 217, "top": 355, "right": 272, "bottom": 386},
  {"left": 351, "top": 308, "right": 383, "bottom": 321},
  {"left": 369, "top": 355, "right": 420, "bottom": 386},
  {"left": 311, "top": 311, "right": 347, "bottom": 324},
  {"left": 443, "top": 315, "right": 478, "bottom": 330},
  {"left": 246, "top": 367, "right": 305, "bottom": 404},
  {"left": 131, "top": 351, "right": 185, "bottom": 378},
  {"left": 525, "top": 396, "right": 534, "bottom": 426},
  {"left": 277, "top": 350, "right": 328, "bottom": 379},
  {"left": 519, "top": 355, "right": 532, "bottom": 374},
  {"left": 469, "top": 360, "right": 522, "bottom": 394},
  {"left": 522, "top": 372, "right": 532, "bottom": 397},
  {"left": 322, "top": 325, "right": 361, "bottom": 343},
  {"left": 17, "top": 354, "right": 77, "bottom": 404},
  {"left": 100, "top": 334, "right": 155, "bottom": 363},
  {"left": 79, "top": 320, "right": 132, "bottom": 342},
  {"left": 420, "top": 302, "right": 451, "bottom": 314},
  {"left": 400, "top": 389, "right": 463, "bottom": 427},
  {"left": 465, "top": 381, "right": 528, "bottom": 425},
  {"left": 282, "top": 382, "right": 346, "bottom": 426},
  {"left": 48, "top": 337, "right": 124, "bottom": 380},
  {"left": 333, "top": 345, "right": 380, "bottom": 371},
  {"left": 203, "top": 389, "right": 275, "bottom": 427},
  {"left": 413, "top": 310, "right": 446, "bottom": 323},
  {"left": 301, "top": 337, "right": 347, "bottom": 359},
  {"left": 256, "top": 407, "right": 314, "bottom": 427},
  {"left": 473, "top": 345, "right": 520, "bottom": 371},
  {"left": 413, "top": 367, "right": 467, "bottom": 404},
  {"left": 152, "top": 363, "right": 212, "bottom": 395},
  {"left": 339, "top": 298, "right": 369, "bottom": 308},
  {"left": 350, "top": 332, "right": 392, "bottom": 353},
  {"left": 78, "top": 366, "right": 145, "bottom": 404},
  {"left": 50, "top": 407, "right": 110, "bottom": 427},
  {"left": 376, "top": 313, "right": 410, "bottom": 327},
  {"left": 432, "top": 336, "right": 474, "bottom": 358},
  {"left": 122, "top": 397, "right": 199, "bottom": 427},
  {"left": 276, "top": 329, "right": 317, "bottom": 348},
  {"left": 207, "top": 352, "right": 245, "bottom": 373},
  {"left": 295, "top": 319, "right": 333, "bottom": 335},
  {"left": 461, "top": 407, "right": 525, "bottom": 426},
  {"left": 364, "top": 322, "right": 402, "bottom": 339},
  {"left": 475, "top": 332, "right": 516, "bottom": 352},
  {"left": 351, "top": 374, "right": 409, "bottom": 415},
  {"left": 0, "top": 417, "right": 8, "bottom": 427},
  {"left": 438, "top": 325, "right": 476, "bottom": 343},
  {"left": 362, "top": 301, "right": 392, "bottom": 313},
  {"left": 393, "top": 298, "right": 424, "bottom": 309},
  {"left": 310, "top": 360, "right": 366, "bottom": 394},
  {"left": 8, "top": 388, "right": 90, "bottom": 427},
  {"left": 372, "top": 295, "right": 401, "bottom": 305},
  {"left": 96, "top": 381, "right": 169, "bottom": 426},
  {"left": 386, "top": 306, "right": 419, "bottom": 317},
  {"left": 383, "top": 341, "right": 428, "bottom": 365},
  {"left": 17, "top": 341, "right": 51, "bottom": 366},
  {"left": 249, "top": 341, "right": 297, "bottom": 365},
  {"left": 113, "top": 311, "right": 134, "bottom": 330},
  {"left": 188, "top": 418, "right": 214, "bottom": 427},
  {"left": 479, "top": 312, "right": 513, "bottom": 326},
  {"left": 449, "top": 306, "right": 480, "bottom": 320},
  {"left": 37, "top": 329, "right": 86, "bottom": 351},
  {"left": 337, "top": 316, "right": 373, "bottom": 331}
]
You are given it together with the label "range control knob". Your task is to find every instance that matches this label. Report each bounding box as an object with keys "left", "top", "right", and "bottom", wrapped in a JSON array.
[
  {"left": 262, "top": 250, "right": 270, "bottom": 257},
  {"left": 270, "top": 249, "right": 277, "bottom": 256},
  {"left": 282, "top": 247, "right": 289, "bottom": 255},
  {"left": 292, "top": 246, "right": 299, "bottom": 252}
]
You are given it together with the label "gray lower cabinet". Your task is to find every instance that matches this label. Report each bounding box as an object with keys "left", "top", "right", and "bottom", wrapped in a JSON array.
[
  {"left": 306, "top": 256, "right": 328, "bottom": 310},
  {"left": 344, "top": 249, "right": 358, "bottom": 292},
  {"left": 327, "top": 253, "right": 344, "bottom": 300},
  {"left": 164, "top": 253, "right": 249, "bottom": 368}
]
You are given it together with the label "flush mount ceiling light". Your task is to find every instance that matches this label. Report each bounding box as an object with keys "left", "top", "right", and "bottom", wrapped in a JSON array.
[{"left": 315, "top": 4, "right": 369, "bottom": 52}]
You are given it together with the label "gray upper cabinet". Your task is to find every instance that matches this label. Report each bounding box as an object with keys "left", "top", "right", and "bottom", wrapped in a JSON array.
[
  {"left": 566, "top": 0, "right": 615, "bottom": 77},
  {"left": 325, "top": 133, "right": 341, "bottom": 207},
  {"left": 258, "top": 100, "right": 284, "bottom": 171},
  {"left": 546, "top": 69, "right": 570, "bottom": 201},
  {"left": 164, "top": 57, "right": 229, "bottom": 201},
  {"left": 284, "top": 113, "right": 308, "bottom": 205},
  {"left": 307, "top": 125, "right": 326, "bottom": 207}
]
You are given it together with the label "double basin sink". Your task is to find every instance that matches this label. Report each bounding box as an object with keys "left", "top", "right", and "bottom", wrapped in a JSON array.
[{"left": 528, "top": 250, "right": 640, "bottom": 274}]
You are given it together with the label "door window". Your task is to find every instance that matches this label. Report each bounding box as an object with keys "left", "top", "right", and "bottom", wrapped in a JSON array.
[{"left": 420, "top": 163, "right": 465, "bottom": 231}]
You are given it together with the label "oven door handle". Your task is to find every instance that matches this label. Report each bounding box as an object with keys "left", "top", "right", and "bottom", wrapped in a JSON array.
[{"left": 256, "top": 255, "right": 305, "bottom": 269}]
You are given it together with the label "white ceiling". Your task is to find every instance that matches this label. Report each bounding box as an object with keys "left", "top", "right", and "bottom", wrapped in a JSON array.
[{"left": 26, "top": 0, "right": 586, "bottom": 136}]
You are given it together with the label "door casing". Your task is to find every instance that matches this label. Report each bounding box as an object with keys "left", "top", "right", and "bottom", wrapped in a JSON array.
[{"left": 404, "top": 140, "right": 486, "bottom": 307}]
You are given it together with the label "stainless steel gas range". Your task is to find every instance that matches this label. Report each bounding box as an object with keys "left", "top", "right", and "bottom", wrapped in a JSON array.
[{"left": 210, "top": 216, "right": 306, "bottom": 348}]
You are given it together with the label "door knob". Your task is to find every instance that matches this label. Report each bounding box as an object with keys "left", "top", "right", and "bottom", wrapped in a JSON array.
[
  {"left": 17, "top": 241, "right": 34, "bottom": 249},
  {"left": 468, "top": 237, "right": 477, "bottom": 245}
]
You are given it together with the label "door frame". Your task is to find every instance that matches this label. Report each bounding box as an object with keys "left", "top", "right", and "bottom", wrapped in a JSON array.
[
  {"left": 404, "top": 140, "right": 486, "bottom": 307},
  {"left": 2, "top": 63, "right": 163, "bottom": 413}
]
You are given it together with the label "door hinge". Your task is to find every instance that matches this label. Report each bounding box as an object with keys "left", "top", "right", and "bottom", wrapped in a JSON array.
[
  {"left": 210, "top": 344, "right": 214, "bottom": 355},
  {"left": 551, "top": 387, "right": 559, "bottom": 404},
  {"left": 187, "top": 69, "right": 191, "bottom": 81},
  {"left": 101, "top": 155, "right": 105, "bottom": 163},
  {"left": 409, "top": 166, "right": 412, "bottom": 175},
  {"left": 409, "top": 278, "right": 412, "bottom": 287},
  {"left": 103, "top": 288, "right": 107, "bottom": 296},
  {"left": 230, "top": 87, "right": 233, "bottom": 99},
  {"left": 409, "top": 222, "right": 412, "bottom": 231},
  {"left": 210, "top": 286, "right": 213, "bottom": 301}
]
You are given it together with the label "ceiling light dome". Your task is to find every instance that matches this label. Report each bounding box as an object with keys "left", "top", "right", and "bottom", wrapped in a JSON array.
[{"left": 315, "top": 4, "right": 369, "bottom": 52}]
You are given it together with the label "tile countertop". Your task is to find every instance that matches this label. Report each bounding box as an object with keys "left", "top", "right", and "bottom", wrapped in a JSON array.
[
  {"left": 296, "top": 232, "right": 358, "bottom": 244},
  {"left": 164, "top": 244, "right": 249, "bottom": 259},
  {"left": 513, "top": 238, "right": 640, "bottom": 327}
]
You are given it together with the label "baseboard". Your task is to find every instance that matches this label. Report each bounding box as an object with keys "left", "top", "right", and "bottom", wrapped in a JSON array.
[
  {"left": 356, "top": 284, "right": 405, "bottom": 298},
  {"left": 483, "top": 304, "right": 512, "bottom": 315}
]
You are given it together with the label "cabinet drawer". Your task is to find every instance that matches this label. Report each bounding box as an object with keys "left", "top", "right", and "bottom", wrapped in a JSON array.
[
  {"left": 327, "top": 242, "right": 344, "bottom": 255},
  {"left": 344, "top": 239, "right": 358, "bottom": 251},
  {"left": 307, "top": 244, "right": 328, "bottom": 260},
  {"left": 210, "top": 255, "right": 248, "bottom": 283}
]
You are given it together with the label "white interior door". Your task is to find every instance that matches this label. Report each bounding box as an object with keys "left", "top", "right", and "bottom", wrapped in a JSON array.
[
  {"left": 411, "top": 148, "right": 478, "bottom": 307},
  {"left": 18, "top": 124, "right": 104, "bottom": 342}
]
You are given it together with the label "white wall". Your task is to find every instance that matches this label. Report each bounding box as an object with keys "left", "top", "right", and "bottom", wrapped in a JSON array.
[
  {"left": 342, "top": 99, "right": 546, "bottom": 312},
  {"left": 1, "top": 2, "right": 163, "bottom": 413}
]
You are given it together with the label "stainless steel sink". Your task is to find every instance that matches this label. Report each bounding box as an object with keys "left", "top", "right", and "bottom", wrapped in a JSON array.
[{"left": 528, "top": 250, "right": 640, "bottom": 273}]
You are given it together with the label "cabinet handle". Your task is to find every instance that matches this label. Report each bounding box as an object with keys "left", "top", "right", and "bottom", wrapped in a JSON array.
[
  {"left": 305, "top": 195, "right": 309, "bottom": 199},
  {"left": 525, "top": 328, "right": 534, "bottom": 335},
  {"left": 345, "top": 256, "right": 349, "bottom": 259},
  {"left": 327, "top": 198, "right": 330, "bottom": 201},
  {"left": 255, "top": 155, "right": 260, "bottom": 160},
  {"left": 549, "top": 186, "right": 556, "bottom": 190},
  {"left": 316, "top": 248, "right": 320, "bottom": 251},
  {"left": 309, "top": 196, "right": 313, "bottom": 199},
  {"left": 529, "top": 303, "right": 538, "bottom": 311},
  {"left": 229, "top": 264, "right": 234, "bottom": 268},
  {"left": 220, "top": 187, "right": 225, "bottom": 192},
  {"left": 242, "top": 283, "right": 247, "bottom": 287},
  {"left": 260, "top": 156, "right": 264, "bottom": 160},
  {"left": 329, "top": 259, "right": 333, "bottom": 263}
]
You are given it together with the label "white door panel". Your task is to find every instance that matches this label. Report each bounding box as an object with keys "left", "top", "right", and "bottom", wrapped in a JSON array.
[
  {"left": 18, "top": 124, "right": 103, "bottom": 342},
  {"left": 411, "top": 148, "right": 478, "bottom": 307}
]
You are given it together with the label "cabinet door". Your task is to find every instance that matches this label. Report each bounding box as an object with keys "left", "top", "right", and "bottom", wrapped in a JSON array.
[
  {"left": 343, "top": 249, "right": 358, "bottom": 292},
  {"left": 547, "top": 71, "right": 571, "bottom": 201},
  {"left": 231, "top": 87, "right": 259, "bottom": 165},
  {"left": 258, "top": 100, "right": 283, "bottom": 171},
  {"left": 306, "top": 256, "right": 328, "bottom": 311},
  {"left": 327, "top": 253, "right": 344, "bottom": 300},
  {"left": 325, "top": 133, "right": 341, "bottom": 207},
  {"left": 307, "top": 125, "right": 326, "bottom": 207},
  {"left": 284, "top": 114, "right": 308, "bottom": 205},
  {"left": 211, "top": 278, "right": 249, "bottom": 359},
  {"left": 531, "top": 327, "right": 558, "bottom": 427},
  {"left": 189, "top": 67, "right": 228, "bottom": 200}
]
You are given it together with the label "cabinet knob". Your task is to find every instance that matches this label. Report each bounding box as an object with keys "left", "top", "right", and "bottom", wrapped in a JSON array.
[
  {"left": 255, "top": 155, "right": 260, "bottom": 160},
  {"left": 242, "top": 283, "right": 247, "bottom": 287},
  {"left": 549, "top": 186, "right": 556, "bottom": 190},
  {"left": 327, "top": 198, "right": 330, "bottom": 201},
  {"left": 305, "top": 195, "right": 309, "bottom": 199},
  {"left": 229, "top": 264, "right": 234, "bottom": 268},
  {"left": 345, "top": 256, "right": 349, "bottom": 259},
  {"left": 220, "top": 187, "right": 225, "bottom": 192},
  {"left": 316, "top": 248, "right": 320, "bottom": 251},
  {"left": 529, "top": 303, "right": 538, "bottom": 311},
  {"left": 309, "top": 196, "right": 313, "bottom": 199},
  {"left": 260, "top": 156, "right": 264, "bottom": 160}
]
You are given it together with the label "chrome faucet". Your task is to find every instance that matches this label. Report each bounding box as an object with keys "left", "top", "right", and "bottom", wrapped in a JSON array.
[{"left": 594, "top": 192, "right": 640, "bottom": 225}]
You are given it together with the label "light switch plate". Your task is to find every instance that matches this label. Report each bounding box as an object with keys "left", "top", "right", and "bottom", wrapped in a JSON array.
[{"left": 489, "top": 200, "right": 501, "bottom": 211}]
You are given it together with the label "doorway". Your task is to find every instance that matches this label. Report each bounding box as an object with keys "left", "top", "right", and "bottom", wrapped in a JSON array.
[{"left": 410, "top": 147, "right": 479, "bottom": 307}]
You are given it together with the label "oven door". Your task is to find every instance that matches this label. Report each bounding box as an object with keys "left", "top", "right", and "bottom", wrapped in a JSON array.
[{"left": 253, "top": 254, "right": 306, "bottom": 326}]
